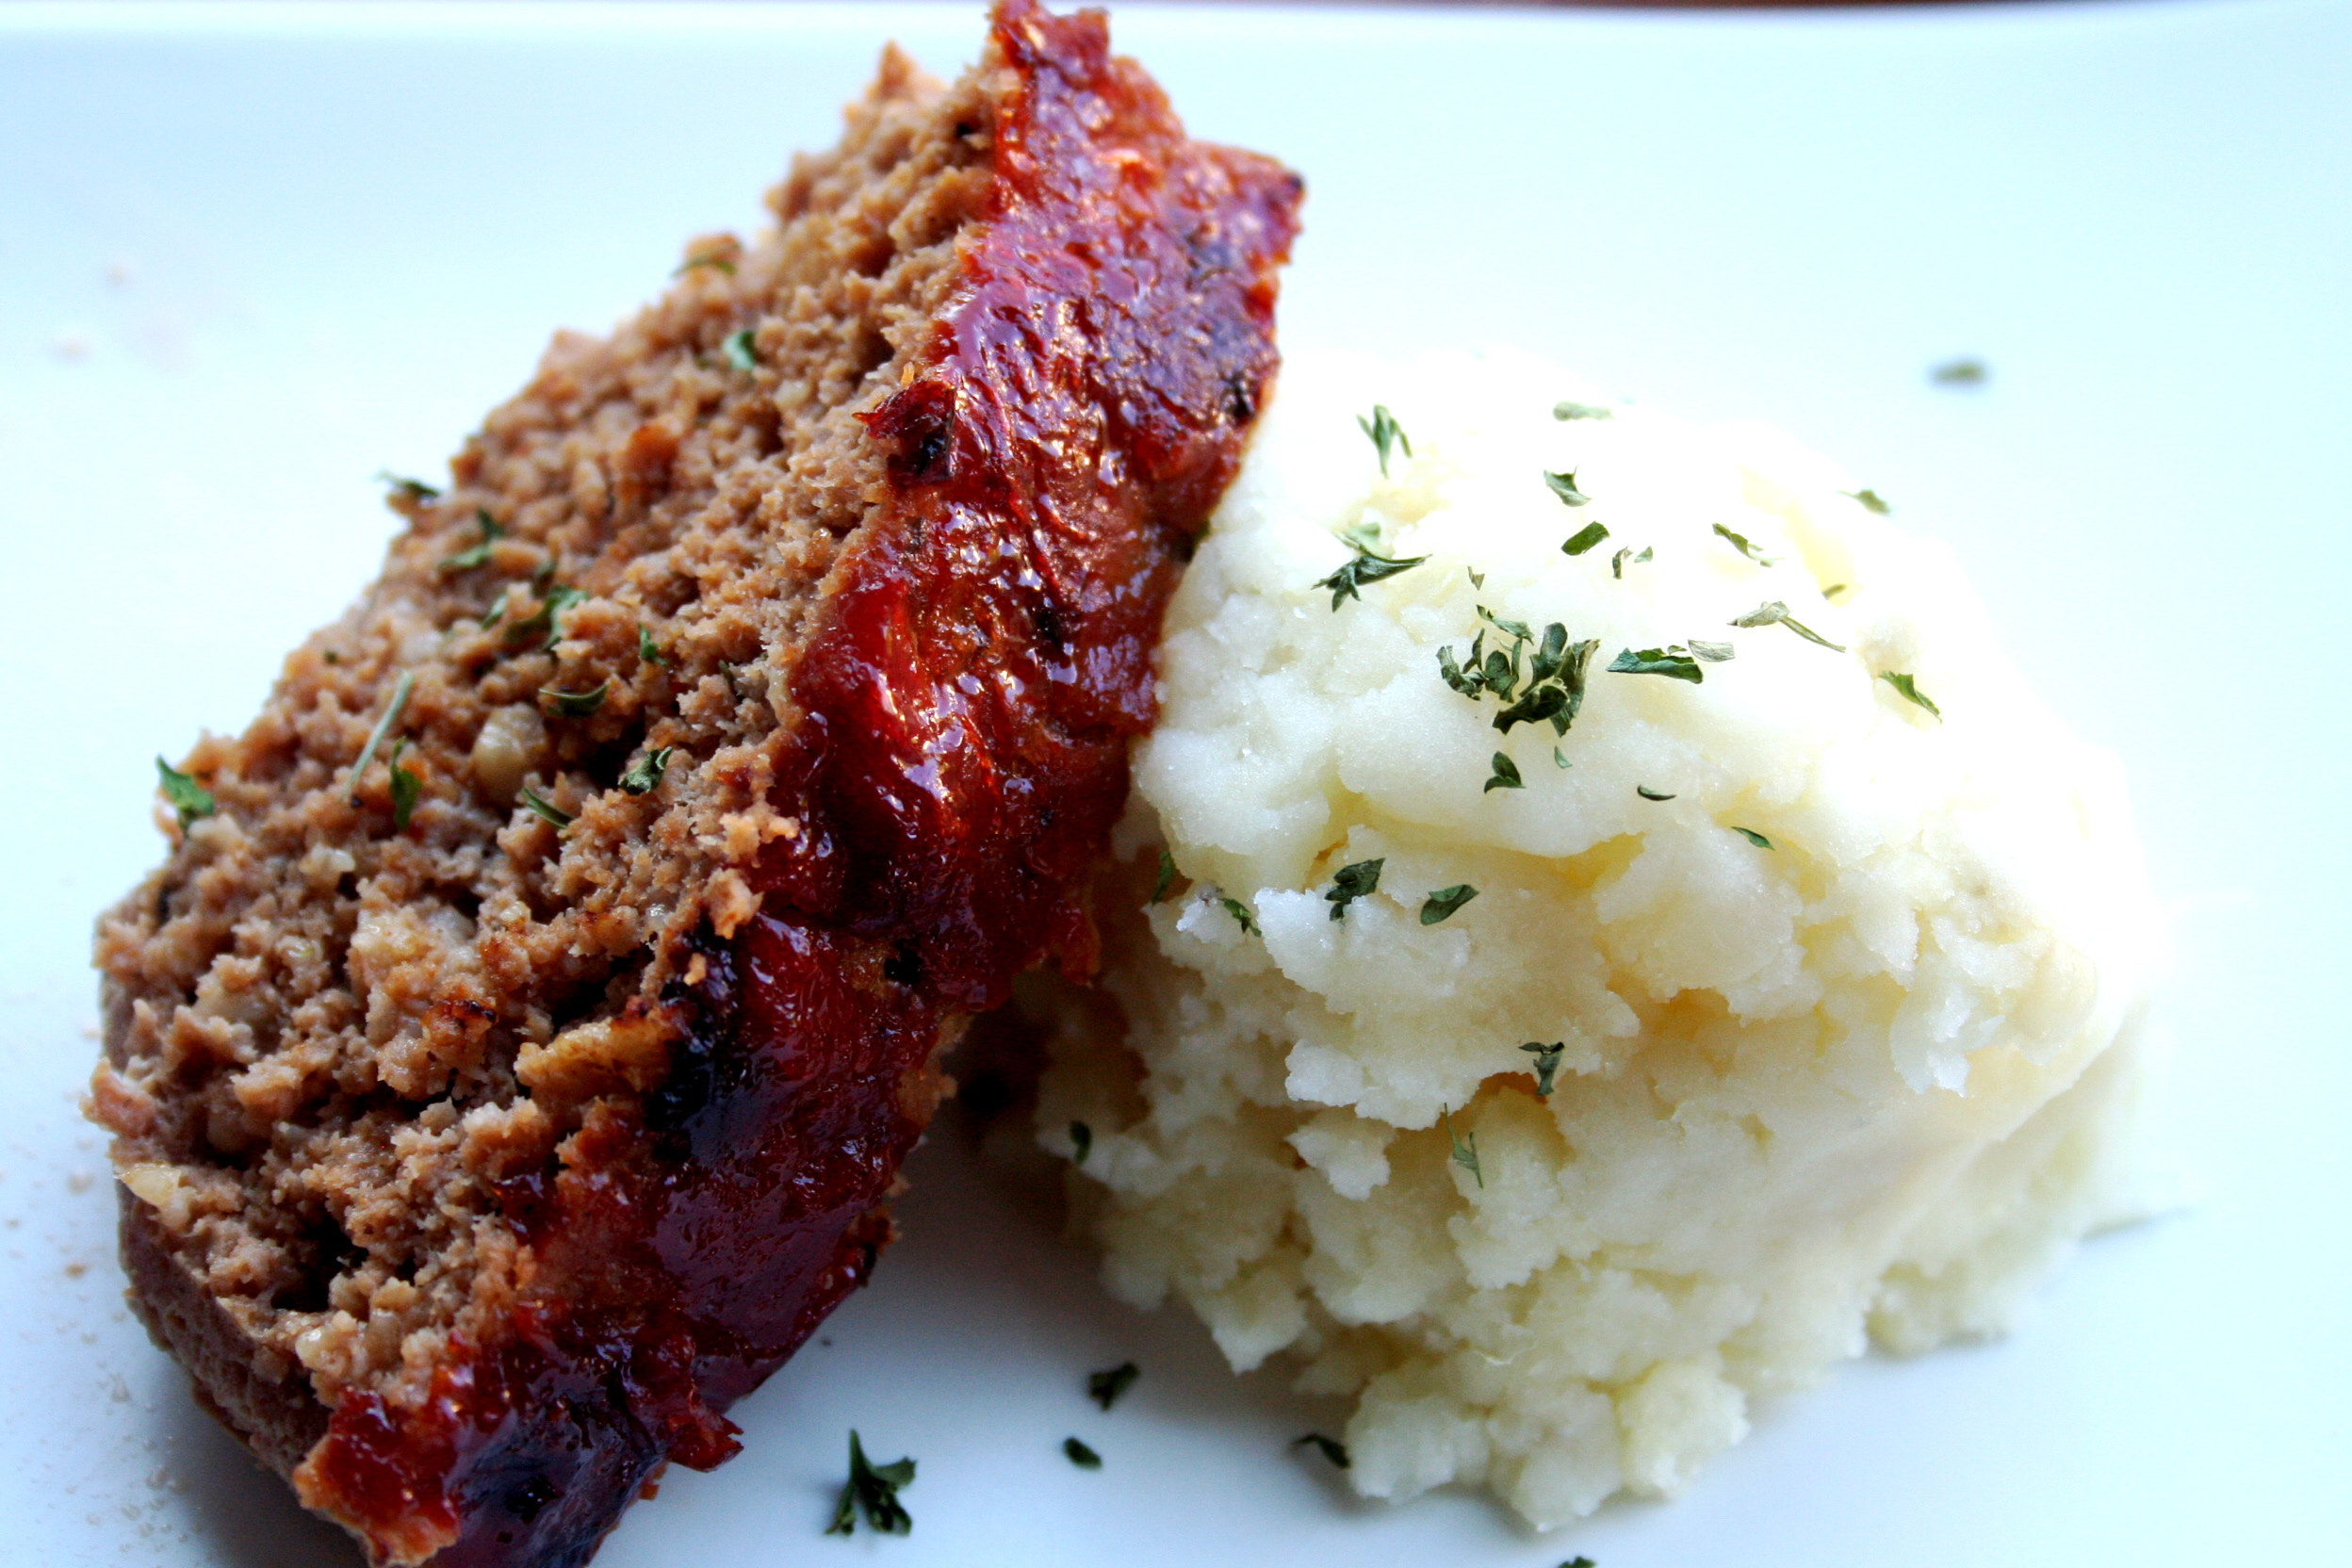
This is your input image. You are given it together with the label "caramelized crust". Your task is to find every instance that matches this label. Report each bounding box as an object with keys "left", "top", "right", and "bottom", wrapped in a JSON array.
[{"left": 91, "top": 5, "right": 1298, "bottom": 1563}]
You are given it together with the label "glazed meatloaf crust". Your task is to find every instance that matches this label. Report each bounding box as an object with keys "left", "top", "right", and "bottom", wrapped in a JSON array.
[{"left": 88, "top": 5, "right": 1299, "bottom": 1563}]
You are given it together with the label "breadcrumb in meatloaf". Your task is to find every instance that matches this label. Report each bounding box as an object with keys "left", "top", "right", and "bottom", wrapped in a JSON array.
[{"left": 88, "top": 4, "right": 1298, "bottom": 1563}]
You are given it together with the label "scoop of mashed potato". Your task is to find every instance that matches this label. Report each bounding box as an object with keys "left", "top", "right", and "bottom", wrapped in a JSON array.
[{"left": 1032, "top": 348, "right": 2164, "bottom": 1527}]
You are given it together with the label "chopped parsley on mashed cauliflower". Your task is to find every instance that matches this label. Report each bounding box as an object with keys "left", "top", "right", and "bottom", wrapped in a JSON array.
[{"left": 1034, "top": 348, "right": 2164, "bottom": 1528}]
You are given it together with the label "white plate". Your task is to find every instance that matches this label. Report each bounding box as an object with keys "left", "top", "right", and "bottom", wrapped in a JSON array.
[{"left": 3, "top": 3, "right": 2347, "bottom": 1564}]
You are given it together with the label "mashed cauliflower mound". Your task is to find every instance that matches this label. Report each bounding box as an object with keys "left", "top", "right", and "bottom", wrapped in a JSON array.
[{"left": 1034, "top": 349, "right": 2164, "bottom": 1527}]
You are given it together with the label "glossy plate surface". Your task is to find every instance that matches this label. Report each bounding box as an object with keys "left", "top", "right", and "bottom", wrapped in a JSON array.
[{"left": 1, "top": 4, "right": 2345, "bottom": 1565}]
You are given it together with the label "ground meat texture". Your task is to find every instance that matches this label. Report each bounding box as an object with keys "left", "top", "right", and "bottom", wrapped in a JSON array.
[{"left": 88, "top": 5, "right": 1300, "bottom": 1564}]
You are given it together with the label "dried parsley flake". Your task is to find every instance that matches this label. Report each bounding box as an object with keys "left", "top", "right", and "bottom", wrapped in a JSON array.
[
  {"left": 1315, "top": 546, "right": 1429, "bottom": 610},
  {"left": 826, "top": 1430, "right": 914, "bottom": 1537},
  {"left": 1087, "top": 1362, "right": 1139, "bottom": 1412},
  {"left": 346, "top": 671, "right": 416, "bottom": 806},
  {"left": 1609, "top": 646, "right": 1703, "bottom": 683},
  {"left": 1609, "top": 545, "right": 1652, "bottom": 580},
  {"left": 1446, "top": 1106, "right": 1484, "bottom": 1188},
  {"left": 539, "top": 678, "right": 611, "bottom": 718},
  {"left": 1729, "top": 600, "right": 1845, "bottom": 652},
  {"left": 1712, "top": 522, "right": 1780, "bottom": 565},
  {"left": 1420, "top": 884, "right": 1478, "bottom": 924},
  {"left": 1294, "top": 1433, "right": 1350, "bottom": 1469},
  {"left": 387, "top": 740, "right": 420, "bottom": 830},
  {"left": 1544, "top": 469, "right": 1591, "bottom": 507},
  {"left": 1561, "top": 520, "right": 1610, "bottom": 557},
  {"left": 155, "top": 757, "right": 214, "bottom": 829},
  {"left": 1880, "top": 670, "right": 1942, "bottom": 718},
  {"left": 1521, "top": 1041, "right": 1565, "bottom": 1097},
  {"left": 1358, "top": 404, "right": 1412, "bottom": 476},
  {"left": 375, "top": 470, "right": 441, "bottom": 502},
  {"left": 518, "top": 785, "right": 572, "bottom": 831},
  {"left": 618, "top": 745, "right": 674, "bottom": 795},
  {"left": 438, "top": 508, "right": 504, "bottom": 572},
  {"left": 1325, "top": 858, "right": 1384, "bottom": 922}
]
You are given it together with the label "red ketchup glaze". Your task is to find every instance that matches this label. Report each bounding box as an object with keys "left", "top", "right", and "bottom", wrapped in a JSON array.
[{"left": 296, "top": 5, "right": 1298, "bottom": 1563}]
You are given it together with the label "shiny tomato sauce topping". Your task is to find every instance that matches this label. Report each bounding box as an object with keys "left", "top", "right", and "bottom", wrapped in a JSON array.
[{"left": 299, "top": 5, "right": 1298, "bottom": 1561}]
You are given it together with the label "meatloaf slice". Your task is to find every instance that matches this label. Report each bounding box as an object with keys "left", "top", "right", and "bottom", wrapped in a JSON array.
[{"left": 88, "top": 4, "right": 1300, "bottom": 1562}]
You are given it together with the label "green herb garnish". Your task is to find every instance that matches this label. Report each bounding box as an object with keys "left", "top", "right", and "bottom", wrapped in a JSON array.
[
  {"left": 1325, "top": 858, "right": 1384, "bottom": 922},
  {"left": 1088, "top": 1362, "right": 1139, "bottom": 1412},
  {"left": 507, "top": 584, "right": 589, "bottom": 652},
  {"left": 638, "top": 626, "right": 665, "bottom": 664},
  {"left": 1931, "top": 357, "right": 1987, "bottom": 386},
  {"left": 1610, "top": 545, "right": 1652, "bottom": 580},
  {"left": 1063, "top": 1437, "right": 1102, "bottom": 1470},
  {"left": 540, "top": 678, "right": 611, "bottom": 718},
  {"left": 1879, "top": 670, "right": 1942, "bottom": 718},
  {"left": 518, "top": 784, "right": 572, "bottom": 831},
  {"left": 1544, "top": 469, "right": 1590, "bottom": 507},
  {"left": 1520, "top": 1041, "right": 1565, "bottom": 1097},
  {"left": 1688, "top": 639, "right": 1735, "bottom": 662},
  {"left": 1636, "top": 785, "right": 1676, "bottom": 801},
  {"left": 1466, "top": 567, "right": 1485, "bottom": 589},
  {"left": 1712, "top": 522, "right": 1780, "bottom": 565},
  {"left": 673, "top": 253, "right": 736, "bottom": 276},
  {"left": 1151, "top": 847, "right": 1177, "bottom": 904},
  {"left": 155, "top": 757, "right": 214, "bottom": 829},
  {"left": 1357, "top": 404, "right": 1411, "bottom": 477},
  {"left": 1443, "top": 617, "right": 1598, "bottom": 738},
  {"left": 1478, "top": 606, "right": 1533, "bottom": 642},
  {"left": 1843, "top": 488, "right": 1890, "bottom": 514},
  {"left": 438, "top": 508, "right": 505, "bottom": 571},
  {"left": 1293, "top": 1433, "right": 1350, "bottom": 1469},
  {"left": 1420, "top": 884, "right": 1478, "bottom": 924},
  {"left": 387, "top": 740, "right": 421, "bottom": 830},
  {"left": 1822, "top": 583, "right": 1851, "bottom": 600},
  {"left": 1731, "top": 825, "right": 1773, "bottom": 849},
  {"left": 346, "top": 671, "right": 416, "bottom": 806},
  {"left": 374, "top": 470, "right": 441, "bottom": 502},
  {"left": 1554, "top": 745, "right": 1571, "bottom": 769},
  {"left": 1560, "top": 521, "right": 1609, "bottom": 557},
  {"left": 1729, "top": 600, "right": 1845, "bottom": 651},
  {"left": 724, "top": 328, "right": 760, "bottom": 372},
  {"left": 1484, "top": 752, "right": 1524, "bottom": 792},
  {"left": 1220, "top": 895, "right": 1259, "bottom": 936},
  {"left": 1315, "top": 546, "right": 1429, "bottom": 610},
  {"left": 1445, "top": 1106, "right": 1483, "bottom": 1188},
  {"left": 826, "top": 1430, "right": 914, "bottom": 1537},
  {"left": 1562, "top": 1559, "right": 1598, "bottom": 1568},
  {"left": 1609, "top": 646, "right": 1703, "bottom": 683},
  {"left": 1553, "top": 401, "right": 1612, "bottom": 421},
  {"left": 1438, "top": 640, "right": 1483, "bottom": 698},
  {"left": 477, "top": 588, "right": 510, "bottom": 629},
  {"left": 1069, "top": 1120, "right": 1093, "bottom": 1165},
  {"left": 618, "top": 745, "right": 674, "bottom": 795}
]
